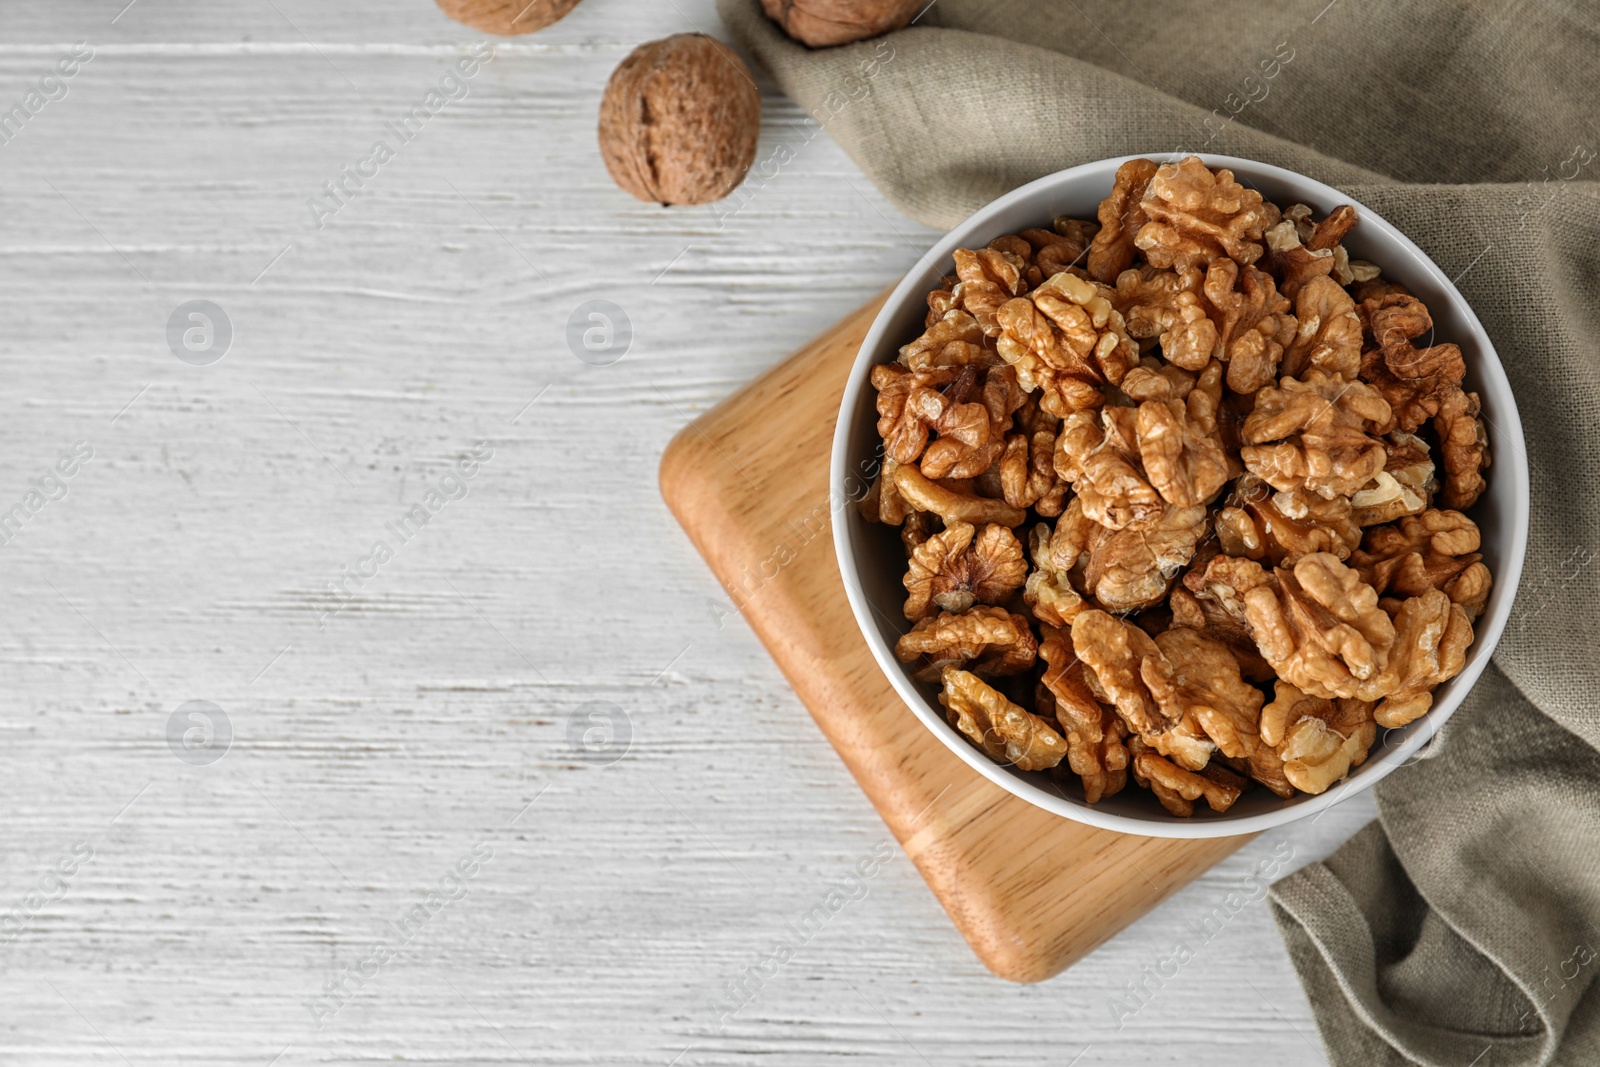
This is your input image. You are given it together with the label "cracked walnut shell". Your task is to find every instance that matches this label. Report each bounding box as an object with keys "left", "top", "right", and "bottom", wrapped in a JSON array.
[{"left": 598, "top": 35, "right": 761, "bottom": 206}]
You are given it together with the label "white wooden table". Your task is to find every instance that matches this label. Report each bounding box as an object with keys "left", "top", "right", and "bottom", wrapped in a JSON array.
[{"left": 0, "top": 3, "right": 1374, "bottom": 1062}]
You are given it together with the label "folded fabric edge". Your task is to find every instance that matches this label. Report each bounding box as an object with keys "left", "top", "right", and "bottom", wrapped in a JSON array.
[
  {"left": 717, "top": 0, "right": 1386, "bottom": 229},
  {"left": 1270, "top": 853, "right": 1549, "bottom": 1067}
]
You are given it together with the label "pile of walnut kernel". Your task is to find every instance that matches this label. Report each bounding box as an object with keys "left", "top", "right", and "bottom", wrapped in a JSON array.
[{"left": 860, "top": 156, "right": 1494, "bottom": 817}]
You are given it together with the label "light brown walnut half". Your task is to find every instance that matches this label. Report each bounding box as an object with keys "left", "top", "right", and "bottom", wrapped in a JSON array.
[
  {"left": 1369, "top": 590, "right": 1473, "bottom": 728},
  {"left": 1040, "top": 627, "right": 1129, "bottom": 803},
  {"left": 995, "top": 272, "right": 1139, "bottom": 417},
  {"left": 858, "top": 458, "right": 911, "bottom": 526},
  {"left": 1081, "top": 502, "right": 1208, "bottom": 612},
  {"left": 1259, "top": 554, "right": 1397, "bottom": 700},
  {"left": 1353, "top": 509, "right": 1491, "bottom": 619},
  {"left": 1361, "top": 290, "right": 1433, "bottom": 351},
  {"left": 1119, "top": 355, "right": 1200, "bottom": 403},
  {"left": 1201, "top": 260, "right": 1297, "bottom": 394},
  {"left": 1306, "top": 204, "right": 1359, "bottom": 251},
  {"left": 925, "top": 279, "right": 958, "bottom": 325},
  {"left": 1055, "top": 407, "right": 1164, "bottom": 530},
  {"left": 1142, "top": 627, "right": 1264, "bottom": 759},
  {"left": 1112, "top": 267, "right": 1217, "bottom": 370},
  {"left": 871, "top": 363, "right": 972, "bottom": 465},
  {"left": 1024, "top": 518, "right": 1090, "bottom": 627},
  {"left": 1350, "top": 432, "right": 1436, "bottom": 527},
  {"left": 895, "top": 605, "right": 1038, "bottom": 683},
  {"left": 1197, "top": 553, "right": 1397, "bottom": 701},
  {"left": 1141, "top": 709, "right": 1218, "bottom": 773},
  {"left": 1060, "top": 707, "right": 1130, "bottom": 804},
  {"left": 1282, "top": 275, "right": 1362, "bottom": 380},
  {"left": 1247, "top": 744, "right": 1297, "bottom": 798},
  {"left": 1241, "top": 370, "right": 1392, "bottom": 499},
  {"left": 902, "top": 521, "right": 1027, "bottom": 620},
  {"left": 951, "top": 247, "right": 1028, "bottom": 337},
  {"left": 1134, "top": 157, "right": 1277, "bottom": 271},
  {"left": 1169, "top": 585, "right": 1275, "bottom": 682},
  {"left": 1215, "top": 473, "right": 1361, "bottom": 565},
  {"left": 1360, "top": 341, "right": 1468, "bottom": 435},
  {"left": 1434, "top": 386, "right": 1490, "bottom": 510},
  {"left": 938, "top": 667, "right": 1067, "bottom": 772},
  {"left": 1263, "top": 682, "right": 1378, "bottom": 794},
  {"left": 1089, "top": 158, "right": 1159, "bottom": 283},
  {"left": 1135, "top": 360, "right": 1230, "bottom": 508},
  {"left": 899, "top": 308, "right": 994, "bottom": 372},
  {"left": 1261, "top": 203, "right": 1363, "bottom": 297},
  {"left": 892, "top": 464, "right": 1025, "bottom": 528},
  {"left": 996, "top": 216, "right": 1098, "bottom": 288},
  {"left": 1357, "top": 293, "right": 1467, "bottom": 434},
  {"left": 1130, "top": 739, "right": 1244, "bottom": 816},
  {"left": 1000, "top": 426, "right": 1067, "bottom": 516},
  {"left": 1070, "top": 609, "right": 1171, "bottom": 738},
  {"left": 1262, "top": 213, "right": 1335, "bottom": 298},
  {"left": 1068, "top": 610, "right": 1220, "bottom": 771},
  {"left": 919, "top": 365, "right": 1020, "bottom": 480}
]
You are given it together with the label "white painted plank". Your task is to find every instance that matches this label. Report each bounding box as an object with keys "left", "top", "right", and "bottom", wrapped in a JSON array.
[{"left": 0, "top": 1, "right": 1362, "bottom": 1063}]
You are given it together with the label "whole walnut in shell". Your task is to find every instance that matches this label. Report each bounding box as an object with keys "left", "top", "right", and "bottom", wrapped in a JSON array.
[
  {"left": 437, "top": 0, "right": 581, "bottom": 34},
  {"left": 761, "top": 0, "right": 923, "bottom": 47},
  {"left": 598, "top": 35, "right": 761, "bottom": 206}
]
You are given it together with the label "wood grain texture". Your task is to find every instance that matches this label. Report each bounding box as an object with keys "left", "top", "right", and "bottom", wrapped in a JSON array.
[
  {"left": 0, "top": 1, "right": 1375, "bottom": 1064},
  {"left": 660, "top": 294, "right": 1255, "bottom": 983}
]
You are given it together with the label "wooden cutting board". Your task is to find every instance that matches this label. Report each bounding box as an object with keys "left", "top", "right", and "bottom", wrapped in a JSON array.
[{"left": 659, "top": 293, "right": 1253, "bottom": 983}]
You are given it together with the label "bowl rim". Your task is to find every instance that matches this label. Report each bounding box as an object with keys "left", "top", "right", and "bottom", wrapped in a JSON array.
[{"left": 830, "top": 153, "right": 1530, "bottom": 839}]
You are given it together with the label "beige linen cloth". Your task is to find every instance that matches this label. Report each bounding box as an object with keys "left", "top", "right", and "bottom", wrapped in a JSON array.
[{"left": 719, "top": 1, "right": 1600, "bottom": 1063}]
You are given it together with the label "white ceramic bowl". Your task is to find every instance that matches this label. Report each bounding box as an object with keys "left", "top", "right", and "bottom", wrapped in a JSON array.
[{"left": 832, "top": 154, "right": 1529, "bottom": 839}]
